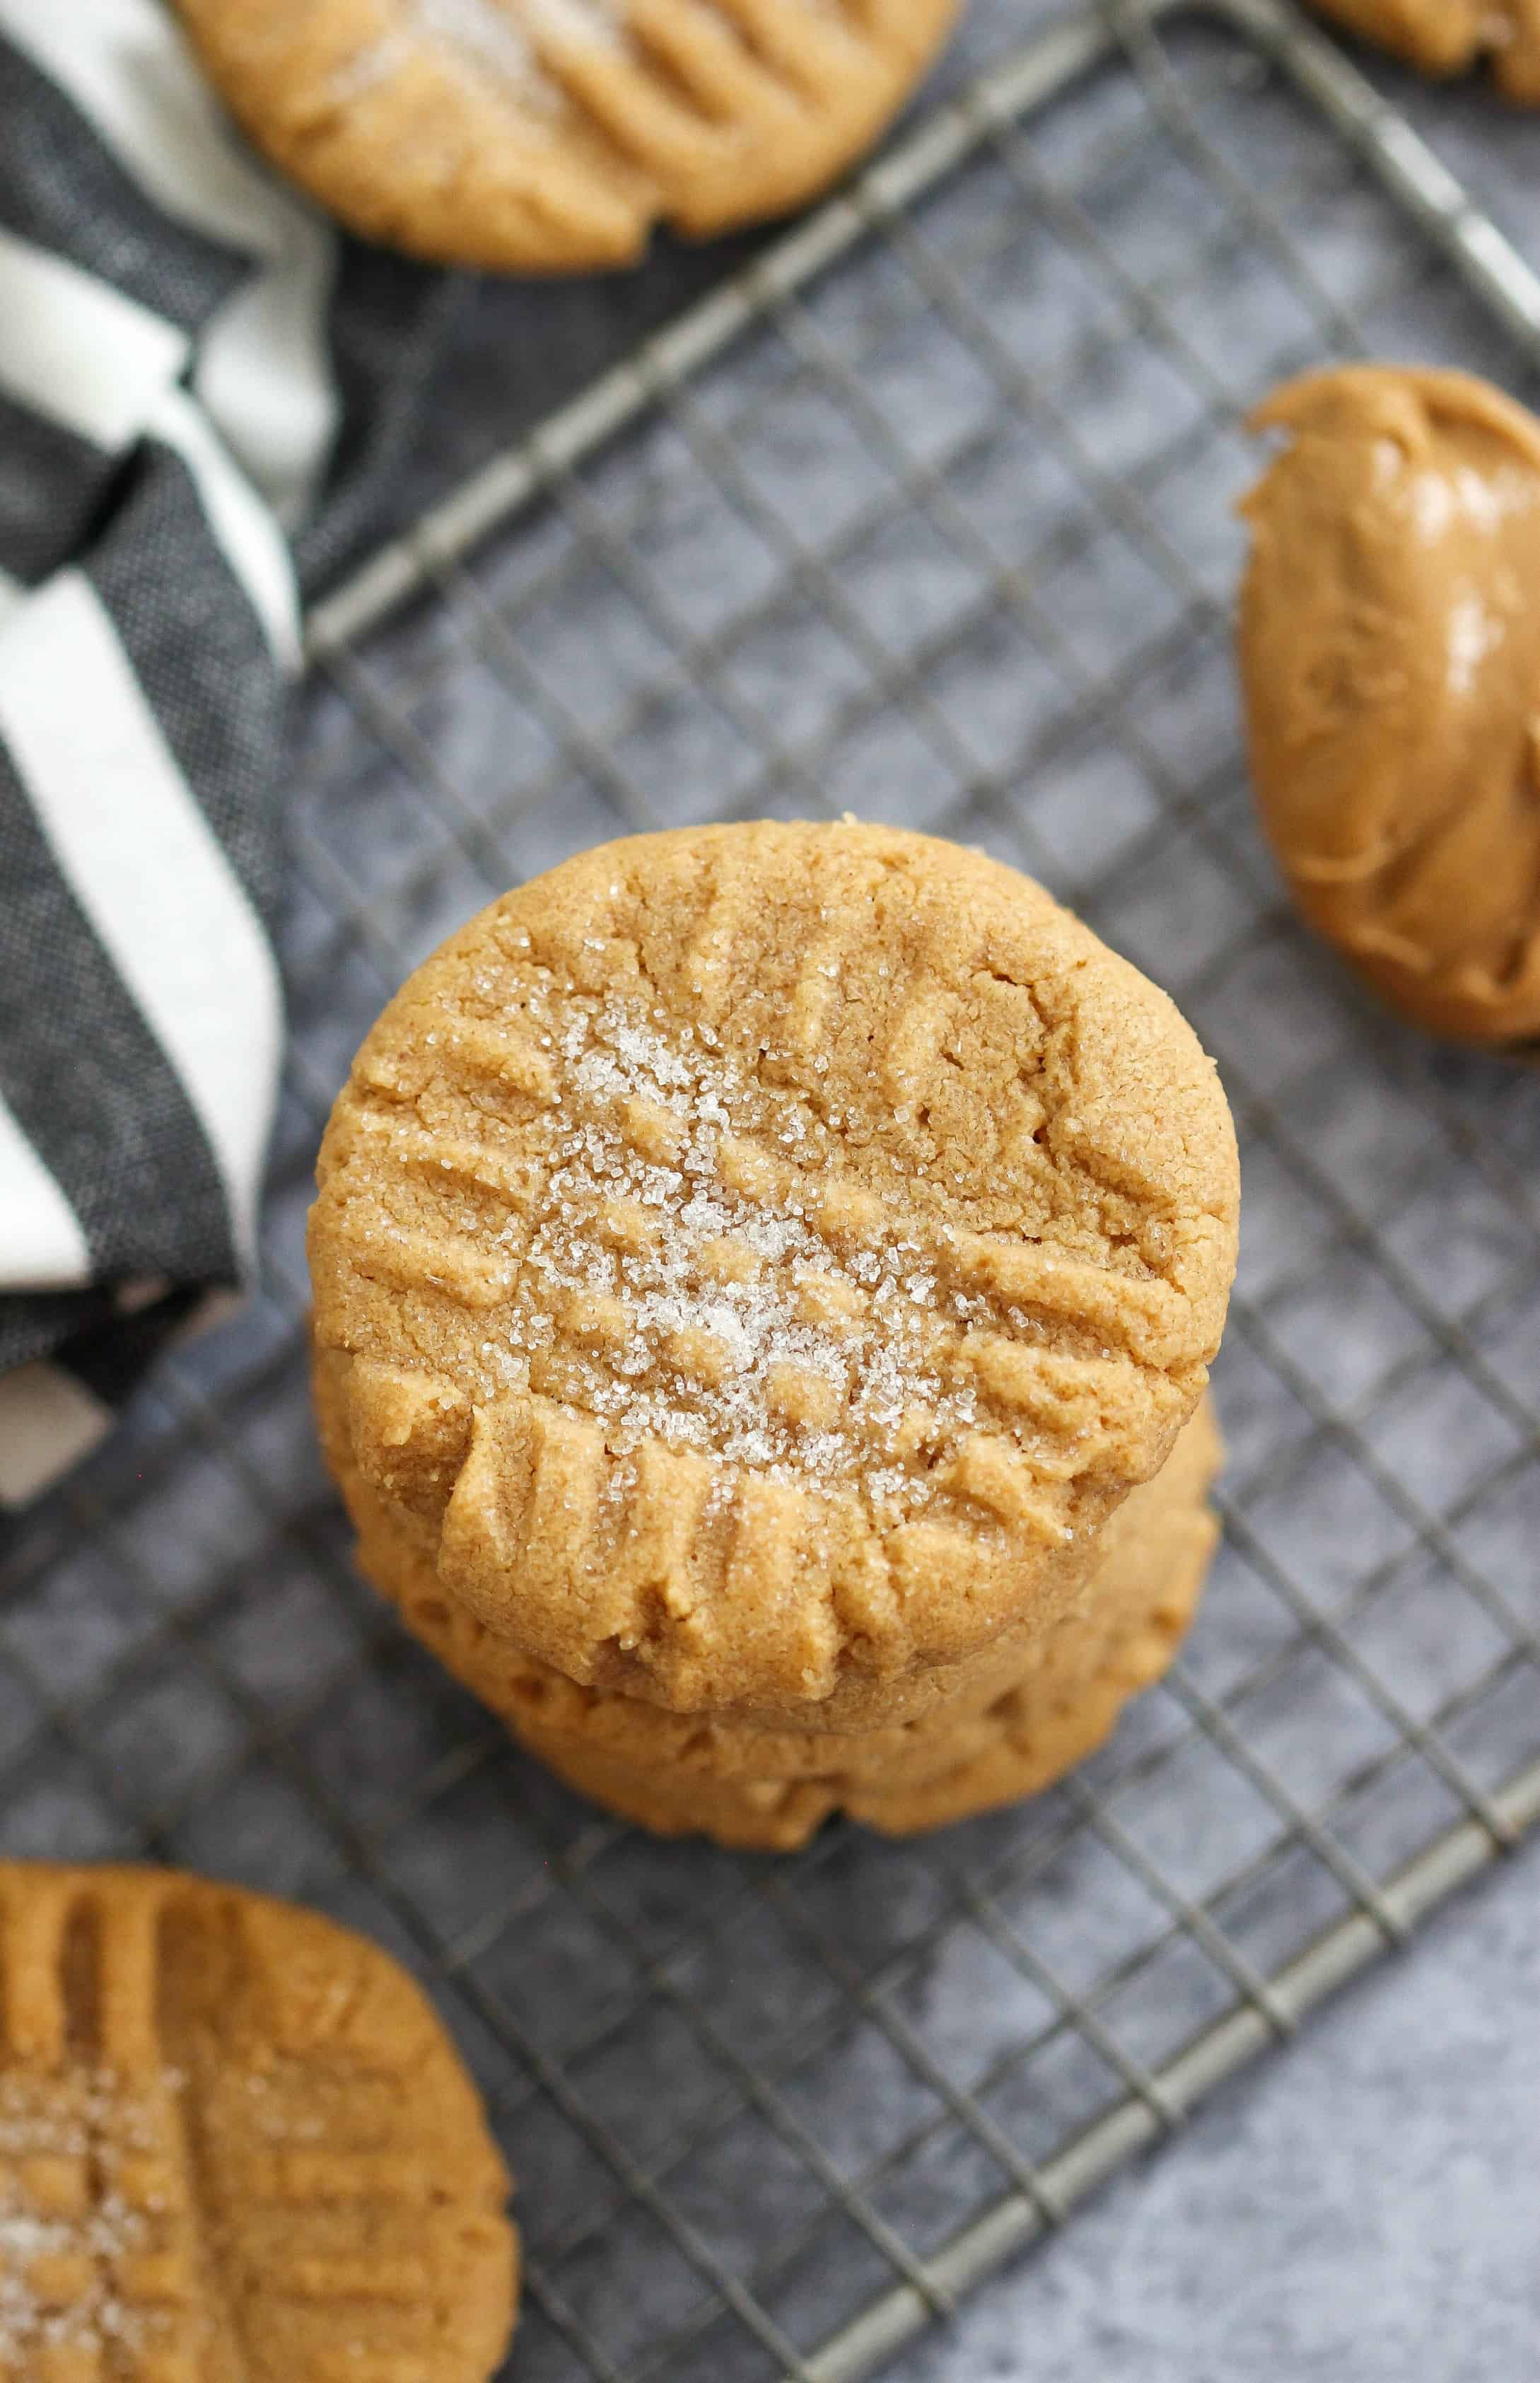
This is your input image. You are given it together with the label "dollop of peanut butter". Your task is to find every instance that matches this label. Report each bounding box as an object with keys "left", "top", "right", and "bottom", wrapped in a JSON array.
[
  {"left": 1239, "top": 366, "right": 1540, "bottom": 1047},
  {"left": 1311, "top": 1, "right": 1540, "bottom": 100}
]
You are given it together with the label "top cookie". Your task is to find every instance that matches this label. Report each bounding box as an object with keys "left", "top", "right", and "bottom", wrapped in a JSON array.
[
  {"left": 0, "top": 1861, "right": 516, "bottom": 2383},
  {"left": 1239, "top": 366, "right": 1540, "bottom": 1047},
  {"left": 310, "top": 822, "right": 1239, "bottom": 1713},
  {"left": 1310, "top": 2, "right": 1540, "bottom": 100},
  {"left": 174, "top": 0, "right": 960, "bottom": 272}
]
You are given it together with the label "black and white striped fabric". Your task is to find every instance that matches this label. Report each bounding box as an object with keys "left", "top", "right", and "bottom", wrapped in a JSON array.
[{"left": 0, "top": 0, "right": 462, "bottom": 1510}]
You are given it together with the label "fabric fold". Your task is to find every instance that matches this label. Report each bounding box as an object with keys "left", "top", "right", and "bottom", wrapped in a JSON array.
[{"left": 0, "top": 0, "right": 460, "bottom": 1508}]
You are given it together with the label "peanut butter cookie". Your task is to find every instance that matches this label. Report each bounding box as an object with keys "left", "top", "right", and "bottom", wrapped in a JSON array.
[
  {"left": 1239, "top": 366, "right": 1540, "bottom": 1047},
  {"left": 520, "top": 1609, "right": 1205, "bottom": 1847},
  {"left": 515, "top": 1411, "right": 1221, "bottom": 1847},
  {"left": 0, "top": 1863, "right": 517, "bottom": 2382},
  {"left": 173, "top": 0, "right": 960, "bottom": 272},
  {"left": 1310, "top": 2, "right": 1540, "bottom": 100},
  {"left": 318, "top": 1338, "right": 1220, "bottom": 1777},
  {"left": 330, "top": 1382, "right": 1222, "bottom": 1846},
  {"left": 310, "top": 822, "right": 1238, "bottom": 1720}
]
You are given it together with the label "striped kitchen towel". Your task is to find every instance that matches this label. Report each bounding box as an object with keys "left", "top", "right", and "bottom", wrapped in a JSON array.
[{"left": 0, "top": 0, "right": 464, "bottom": 1511}]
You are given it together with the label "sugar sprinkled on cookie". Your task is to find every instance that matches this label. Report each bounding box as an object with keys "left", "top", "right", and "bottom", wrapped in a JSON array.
[
  {"left": 480, "top": 989, "right": 996, "bottom": 1501},
  {"left": 311, "top": 822, "right": 1237, "bottom": 1713},
  {"left": 173, "top": 0, "right": 962, "bottom": 272}
]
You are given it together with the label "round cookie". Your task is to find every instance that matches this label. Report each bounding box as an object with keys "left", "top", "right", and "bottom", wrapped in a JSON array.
[
  {"left": 310, "top": 823, "right": 1238, "bottom": 1719},
  {"left": 315, "top": 1332, "right": 1071, "bottom": 1735},
  {"left": 0, "top": 1862, "right": 517, "bottom": 2382},
  {"left": 173, "top": 0, "right": 961, "bottom": 272},
  {"left": 515, "top": 1457, "right": 1218, "bottom": 1849},
  {"left": 319, "top": 1337, "right": 1220, "bottom": 1778},
  {"left": 1309, "top": 2, "right": 1540, "bottom": 100},
  {"left": 1239, "top": 367, "right": 1540, "bottom": 1047},
  {"left": 518, "top": 1398, "right": 1222, "bottom": 1796}
]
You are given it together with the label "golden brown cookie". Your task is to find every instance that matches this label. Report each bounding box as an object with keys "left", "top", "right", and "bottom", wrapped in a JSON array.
[
  {"left": 1309, "top": 1, "right": 1540, "bottom": 100},
  {"left": 320, "top": 1332, "right": 1220, "bottom": 1781},
  {"left": 172, "top": 0, "right": 961, "bottom": 272},
  {"left": 318, "top": 1327, "right": 1220, "bottom": 1848},
  {"left": 1239, "top": 366, "right": 1540, "bottom": 1047},
  {"left": 310, "top": 822, "right": 1239, "bottom": 1720},
  {"left": 518, "top": 1397, "right": 1220, "bottom": 1788},
  {"left": 521, "top": 1645, "right": 1190, "bottom": 1847},
  {"left": 513, "top": 1440, "right": 1218, "bottom": 1848},
  {"left": 0, "top": 1863, "right": 518, "bottom": 2382}
]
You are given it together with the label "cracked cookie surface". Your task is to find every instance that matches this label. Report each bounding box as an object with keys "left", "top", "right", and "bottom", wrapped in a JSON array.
[
  {"left": 0, "top": 1863, "right": 516, "bottom": 2383},
  {"left": 173, "top": 0, "right": 959, "bottom": 271},
  {"left": 309, "top": 821, "right": 1238, "bottom": 1715}
]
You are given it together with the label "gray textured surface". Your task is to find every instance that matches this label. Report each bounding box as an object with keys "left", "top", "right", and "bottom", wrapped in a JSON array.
[
  {"left": 887, "top": 1831, "right": 1540, "bottom": 2383},
  {"left": 4, "top": 7, "right": 1540, "bottom": 2381}
]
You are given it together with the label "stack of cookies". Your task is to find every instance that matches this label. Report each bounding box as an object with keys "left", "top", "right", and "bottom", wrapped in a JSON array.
[{"left": 309, "top": 822, "right": 1239, "bottom": 1849}]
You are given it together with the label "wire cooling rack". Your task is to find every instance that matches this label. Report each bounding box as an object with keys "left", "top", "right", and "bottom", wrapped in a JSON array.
[{"left": 5, "top": 4, "right": 1540, "bottom": 2379}]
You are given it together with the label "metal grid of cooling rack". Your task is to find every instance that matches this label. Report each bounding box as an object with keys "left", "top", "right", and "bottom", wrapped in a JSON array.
[{"left": 5, "top": 5, "right": 1540, "bottom": 2379}]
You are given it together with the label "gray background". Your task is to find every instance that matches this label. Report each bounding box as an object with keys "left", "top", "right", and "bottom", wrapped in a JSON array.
[{"left": 887, "top": 1838, "right": 1540, "bottom": 2383}]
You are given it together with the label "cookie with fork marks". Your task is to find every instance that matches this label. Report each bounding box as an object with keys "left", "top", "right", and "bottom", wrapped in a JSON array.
[
  {"left": 0, "top": 1863, "right": 517, "bottom": 2382},
  {"left": 322, "top": 1344, "right": 1223, "bottom": 1848},
  {"left": 173, "top": 0, "right": 961, "bottom": 271},
  {"left": 309, "top": 821, "right": 1239, "bottom": 1721},
  {"left": 470, "top": 1399, "right": 1222, "bottom": 1847}
]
